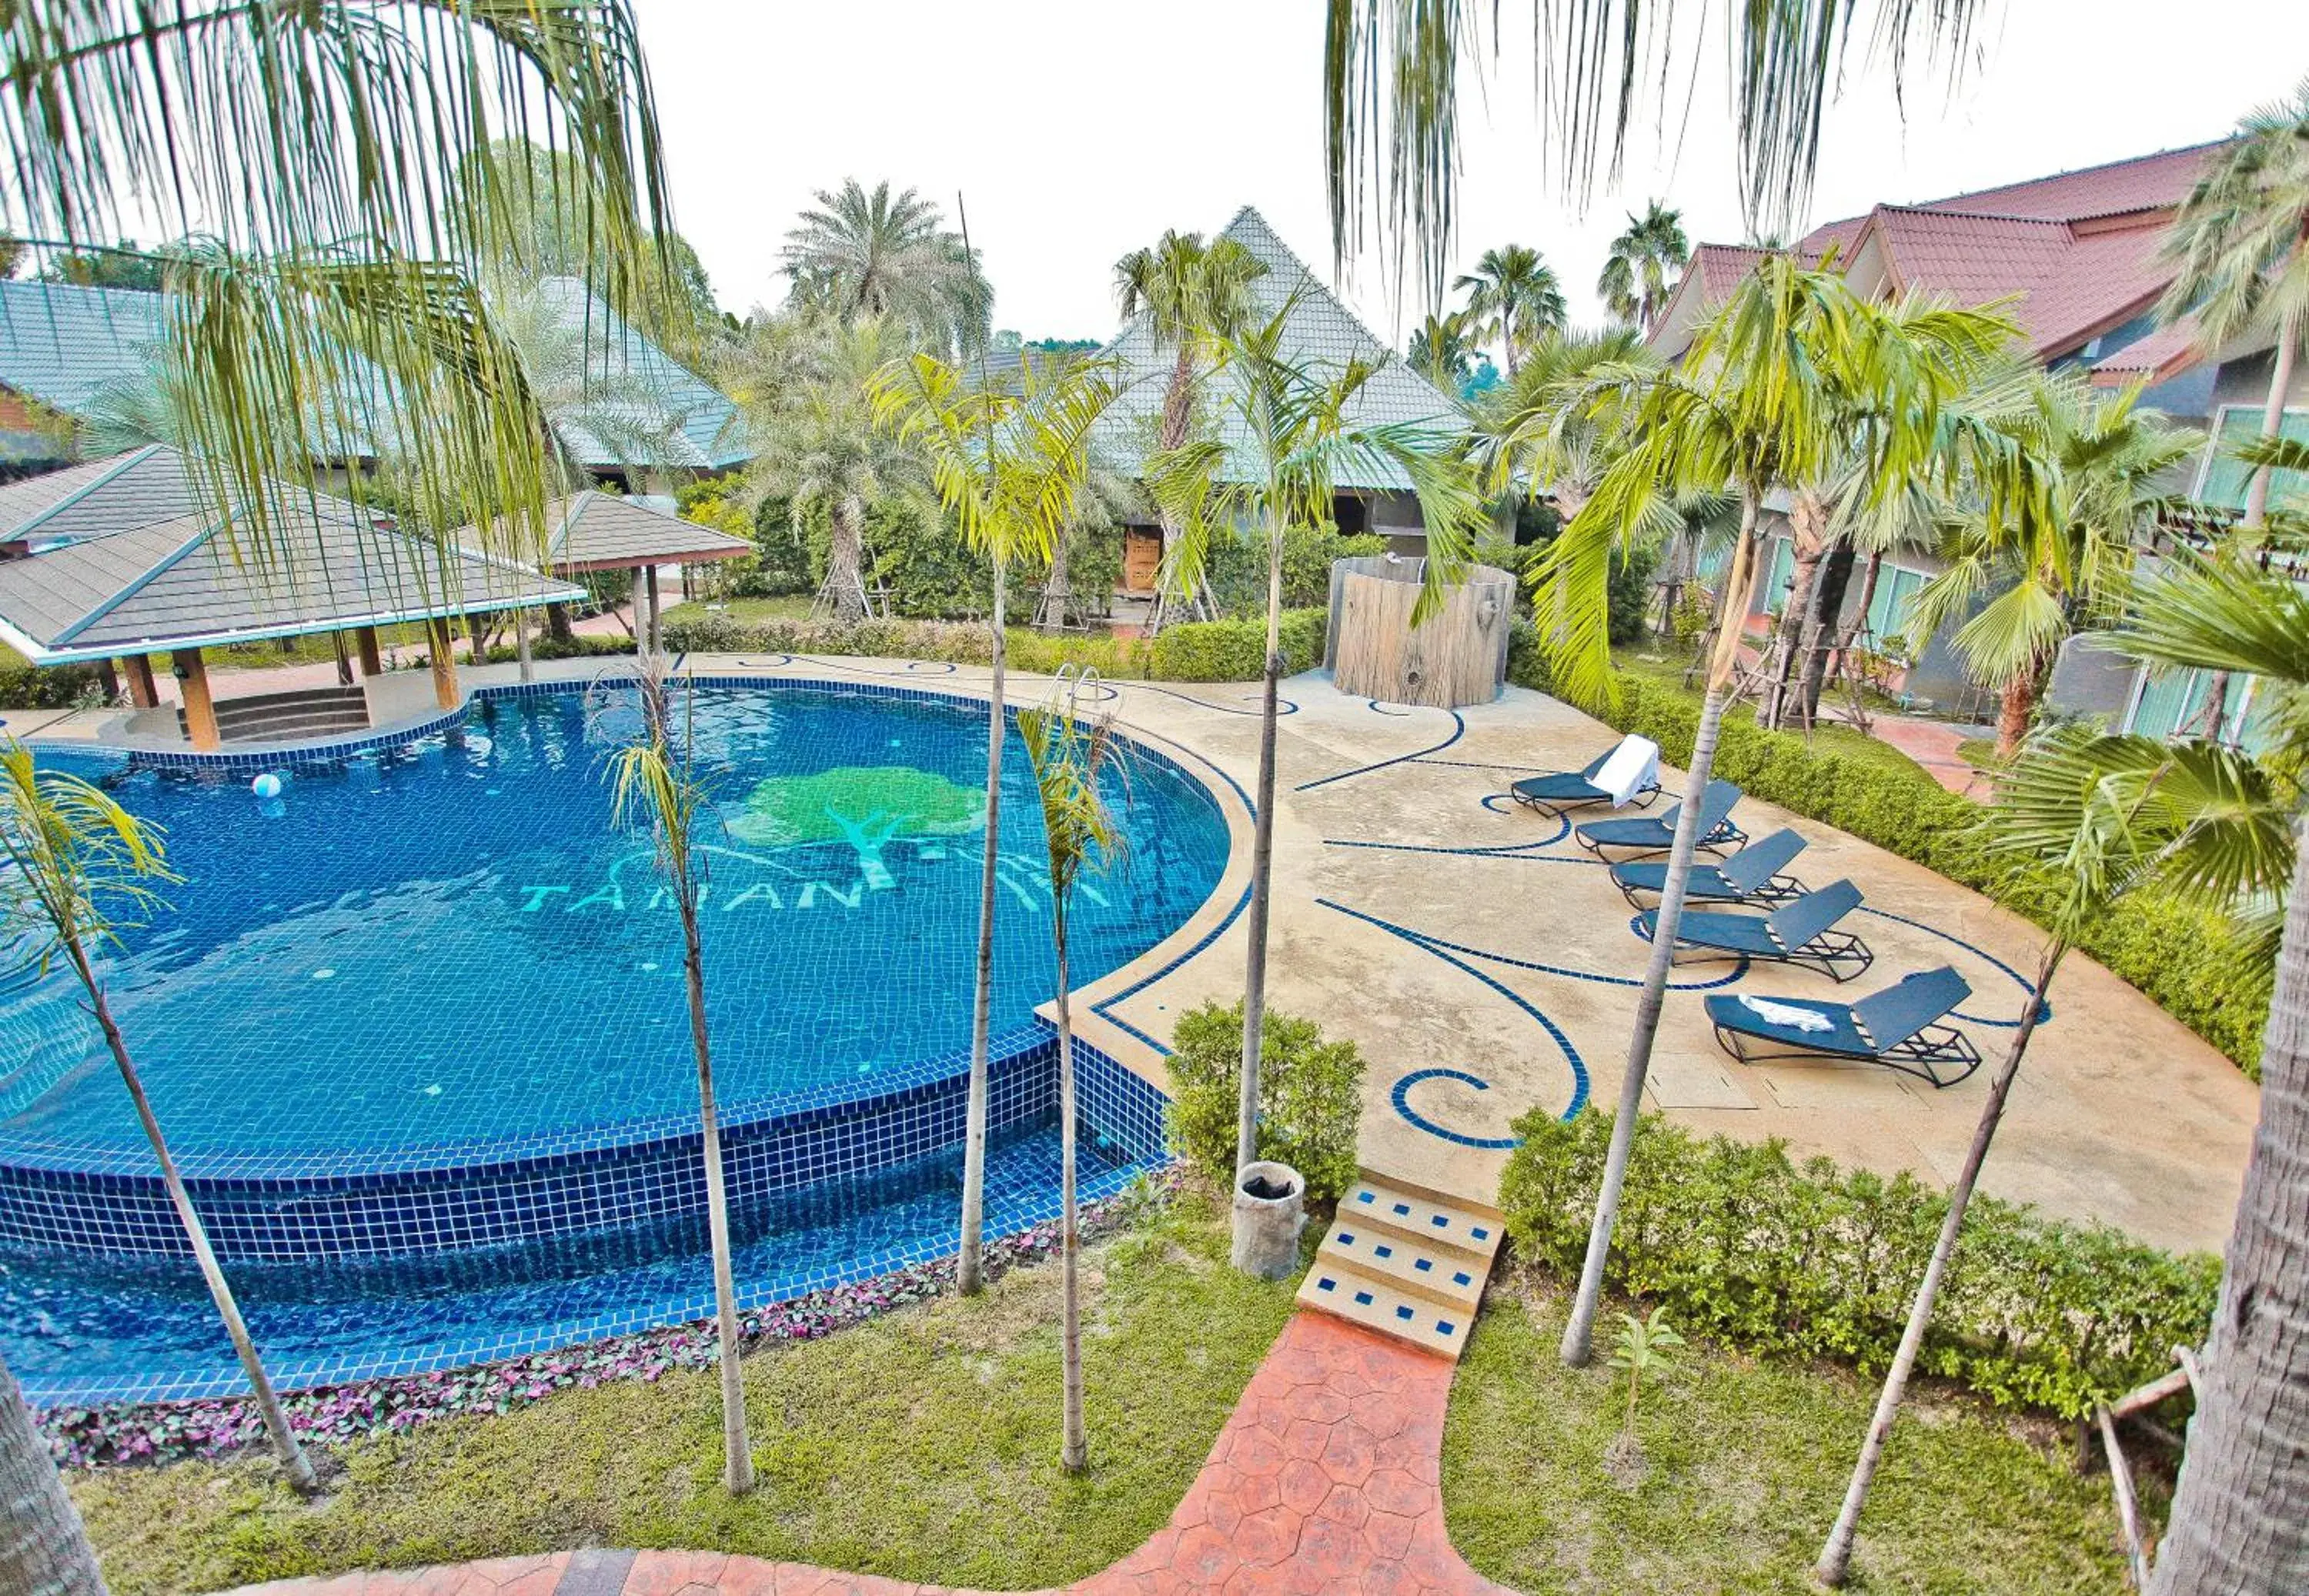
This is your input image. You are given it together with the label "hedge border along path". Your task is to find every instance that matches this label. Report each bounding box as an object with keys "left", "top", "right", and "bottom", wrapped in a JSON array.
[{"left": 1504, "top": 628, "right": 2276, "bottom": 1077}]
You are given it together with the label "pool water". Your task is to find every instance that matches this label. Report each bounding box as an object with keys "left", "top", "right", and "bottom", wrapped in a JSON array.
[{"left": 0, "top": 684, "right": 1227, "bottom": 1170}]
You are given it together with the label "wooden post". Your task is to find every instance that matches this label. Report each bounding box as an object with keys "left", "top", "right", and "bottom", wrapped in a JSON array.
[
  {"left": 353, "top": 626, "right": 384, "bottom": 678},
  {"left": 175, "top": 649, "right": 219, "bottom": 751},
  {"left": 124, "top": 654, "right": 159, "bottom": 708},
  {"left": 646, "top": 565, "right": 663, "bottom": 654},
  {"left": 97, "top": 658, "right": 121, "bottom": 703},
  {"left": 426, "top": 618, "right": 459, "bottom": 710},
  {"left": 329, "top": 629, "right": 353, "bottom": 687}
]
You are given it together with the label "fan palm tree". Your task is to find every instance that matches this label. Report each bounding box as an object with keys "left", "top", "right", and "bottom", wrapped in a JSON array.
[
  {"left": 1016, "top": 677, "right": 1124, "bottom": 1473},
  {"left": 1319, "top": 2, "right": 1991, "bottom": 302},
  {"left": 1598, "top": 203, "right": 1691, "bottom": 332},
  {"left": 1529, "top": 257, "right": 2020, "bottom": 1365},
  {"left": 731, "top": 315, "right": 930, "bottom": 624},
  {"left": 2084, "top": 545, "right": 2309, "bottom": 1593},
  {"left": 782, "top": 181, "right": 990, "bottom": 359},
  {"left": 1114, "top": 231, "right": 1270, "bottom": 631},
  {"left": 870, "top": 349, "right": 1119, "bottom": 1295},
  {"left": 603, "top": 659, "right": 754, "bottom": 1497},
  {"left": 0, "top": 1, "right": 674, "bottom": 581},
  {"left": 1149, "top": 300, "right": 1482, "bottom": 1214},
  {"left": 1453, "top": 245, "right": 1565, "bottom": 379},
  {"left": 1, "top": 1348, "right": 105, "bottom": 1596},
  {"left": 1408, "top": 308, "right": 1478, "bottom": 392},
  {"left": 0, "top": 743, "right": 316, "bottom": 1494},
  {"left": 1816, "top": 723, "right": 2290, "bottom": 1585},
  {"left": 2160, "top": 80, "right": 2309, "bottom": 532},
  {"left": 1906, "top": 372, "right": 2197, "bottom": 758}
]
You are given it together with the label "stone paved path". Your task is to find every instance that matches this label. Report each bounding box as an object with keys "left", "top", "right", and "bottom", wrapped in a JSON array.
[{"left": 226, "top": 1313, "right": 1500, "bottom": 1596}]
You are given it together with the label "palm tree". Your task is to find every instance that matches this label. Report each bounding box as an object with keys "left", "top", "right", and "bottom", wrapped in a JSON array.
[
  {"left": 871, "top": 349, "right": 1118, "bottom": 1296},
  {"left": 730, "top": 315, "right": 929, "bottom": 624},
  {"left": 1471, "top": 326, "right": 1659, "bottom": 524},
  {"left": 602, "top": 660, "right": 754, "bottom": 1497},
  {"left": 2091, "top": 545, "right": 2309, "bottom": 1592},
  {"left": 1408, "top": 308, "right": 1478, "bottom": 392},
  {"left": 782, "top": 181, "right": 990, "bottom": 358},
  {"left": 0, "top": 743, "right": 316, "bottom": 1493},
  {"left": 1529, "top": 257, "right": 2019, "bottom": 1364},
  {"left": 1598, "top": 203, "right": 1690, "bottom": 332},
  {"left": 1318, "top": 3, "right": 1990, "bottom": 302},
  {"left": 1148, "top": 299, "right": 1482, "bottom": 1218},
  {"left": 1453, "top": 245, "right": 1565, "bottom": 379},
  {"left": 1816, "top": 723, "right": 2289, "bottom": 1584},
  {"left": 1016, "top": 677, "right": 1124, "bottom": 1473},
  {"left": 0, "top": 2, "right": 674, "bottom": 583},
  {"left": 1113, "top": 231, "right": 1270, "bottom": 631},
  {"left": 2, "top": 1348, "right": 106, "bottom": 1595},
  {"left": 2160, "top": 81, "right": 2309, "bottom": 532},
  {"left": 1906, "top": 371, "right": 2197, "bottom": 758}
]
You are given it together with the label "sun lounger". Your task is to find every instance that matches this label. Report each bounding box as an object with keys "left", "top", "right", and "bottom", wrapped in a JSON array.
[
  {"left": 1637, "top": 878, "right": 1874, "bottom": 982},
  {"left": 1509, "top": 735, "right": 1661, "bottom": 816},
  {"left": 1705, "top": 966, "right": 1982, "bottom": 1087},
  {"left": 1610, "top": 826, "right": 1808, "bottom": 908},
  {"left": 1576, "top": 779, "right": 1746, "bottom": 858}
]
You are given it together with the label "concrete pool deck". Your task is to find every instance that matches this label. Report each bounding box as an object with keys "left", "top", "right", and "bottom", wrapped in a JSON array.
[{"left": 28, "top": 652, "right": 2258, "bottom": 1255}]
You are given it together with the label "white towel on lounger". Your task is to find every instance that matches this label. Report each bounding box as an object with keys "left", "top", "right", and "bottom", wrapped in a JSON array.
[
  {"left": 1737, "top": 994, "right": 1832, "bottom": 1032},
  {"left": 1595, "top": 736, "right": 1659, "bottom": 807}
]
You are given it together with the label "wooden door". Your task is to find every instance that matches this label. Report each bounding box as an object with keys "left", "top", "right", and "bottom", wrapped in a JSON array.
[{"left": 1123, "top": 526, "right": 1162, "bottom": 593}]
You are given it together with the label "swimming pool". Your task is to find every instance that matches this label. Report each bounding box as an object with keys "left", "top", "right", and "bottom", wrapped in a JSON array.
[{"left": 0, "top": 679, "right": 1234, "bottom": 1399}]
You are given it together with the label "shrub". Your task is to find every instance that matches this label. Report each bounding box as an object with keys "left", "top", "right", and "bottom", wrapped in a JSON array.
[
  {"left": 483, "top": 633, "right": 635, "bottom": 665},
  {"left": 1499, "top": 1107, "right": 2218, "bottom": 1421},
  {"left": 1165, "top": 1000, "right": 1365, "bottom": 1201},
  {"left": 0, "top": 658, "right": 106, "bottom": 709},
  {"left": 1505, "top": 632, "right": 2275, "bottom": 1075},
  {"left": 1146, "top": 609, "right": 1327, "bottom": 683},
  {"left": 1205, "top": 527, "right": 1385, "bottom": 616}
]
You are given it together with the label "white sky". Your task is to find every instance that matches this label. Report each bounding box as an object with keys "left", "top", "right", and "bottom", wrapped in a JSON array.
[{"left": 639, "top": 1, "right": 2309, "bottom": 348}]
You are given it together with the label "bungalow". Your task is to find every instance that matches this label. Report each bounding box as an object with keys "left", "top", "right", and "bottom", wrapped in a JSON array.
[
  {"left": 1094, "top": 206, "right": 1465, "bottom": 600},
  {"left": 1649, "top": 140, "right": 2301, "bottom": 723}
]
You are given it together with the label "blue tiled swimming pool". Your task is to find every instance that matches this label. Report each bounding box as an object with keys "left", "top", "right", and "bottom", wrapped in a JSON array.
[{"left": 0, "top": 680, "right": 1230, "bottom": 1400}]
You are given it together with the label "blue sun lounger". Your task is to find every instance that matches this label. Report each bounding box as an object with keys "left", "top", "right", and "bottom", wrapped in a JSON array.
[
  {"left": 1576, "top": 779, "right": 1746, "bottom": 858},
  {"left": 1509, "top": 737, "right": 1662, "bottom": 816},
  {"left": 1706, "top": 967, "right": 1982, "bottom": 1087},
  {"left": 1637, "top": 878, "right": 1875, "bottom": 982},
  {"left": 1610, "top": 826, "right": 1808, "bottom": 908}
]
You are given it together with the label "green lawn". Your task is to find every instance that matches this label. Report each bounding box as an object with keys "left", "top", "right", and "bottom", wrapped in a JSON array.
[
  {"left": 69, "top": 1201, "right": 2135, "bottom": 1595},
  {"left": 1609, "top": 646, "right": 1941, "bottom": 786},
  {"left": 658, "top": 594, "right": 816, "bottom": 627},
  {"left": 1444, "top": 1283, "right": 2136, "bottom": 1594}
]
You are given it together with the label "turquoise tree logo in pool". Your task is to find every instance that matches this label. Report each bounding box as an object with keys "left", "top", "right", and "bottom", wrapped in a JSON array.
[{"left": 516, "top": 765, "right": 1089, "bottom": 915}]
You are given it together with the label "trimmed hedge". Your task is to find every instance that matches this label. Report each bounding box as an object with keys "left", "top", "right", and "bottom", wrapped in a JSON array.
[
  {"left": 1506, "top": 629, "right": 2274, "bottom": 1075},
  {"left": 1500, "top": 1107, "right": 2217, "bottom": 1421},
  {"left": 1165, "top": 1000, "right": 1365, "bottom": 1201},
  {"left": 0, "top": 659, "right": 106, "bottom": 710}
]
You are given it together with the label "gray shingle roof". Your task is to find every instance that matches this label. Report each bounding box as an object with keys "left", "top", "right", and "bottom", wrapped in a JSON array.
[
  {"left": 1094, "top": 206, "right": 1462, "bottom": 492},
  {"left": 0, "top": 448, "right": 581, "bottom": 663},
  {"left": 0, "top": 280, "right": 165, "bottom": 416},
  {"left": 529, "top": 278, "right": 749, "bottom": 471},
  {"left": 543, "top": 490, "right": 754, "bottom": 569},
  {"left": 0, "top": 445, "right": 202, "bottom": 546}
]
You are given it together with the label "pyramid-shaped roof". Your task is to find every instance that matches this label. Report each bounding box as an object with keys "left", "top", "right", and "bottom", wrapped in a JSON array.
[
  {"left": 526, "top": 278, "right": 750, "bottom": 471},
  {"left": 1096, "top": 207, "right": 1462, "bottom": 492},
  {"left": 542, "top": 489, "right": 754, "bottom": 571},
  {"left": 0, "top": 448, "right": 581, "bottom": 663}
]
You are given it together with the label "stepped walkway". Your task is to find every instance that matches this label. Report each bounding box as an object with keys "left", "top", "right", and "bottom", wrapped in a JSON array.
[{"left": 229, "top": 1310, "right": 1503, "bottom": 1596}]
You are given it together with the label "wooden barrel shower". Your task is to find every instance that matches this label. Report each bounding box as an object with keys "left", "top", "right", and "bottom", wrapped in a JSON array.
[{"left": 1324, "top": 556, "right": 1515, "bottom": 709}]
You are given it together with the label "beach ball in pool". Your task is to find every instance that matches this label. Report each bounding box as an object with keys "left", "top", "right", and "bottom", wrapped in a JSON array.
[{"left": 251, "top": 773, "right": 286, "bottom": 800}]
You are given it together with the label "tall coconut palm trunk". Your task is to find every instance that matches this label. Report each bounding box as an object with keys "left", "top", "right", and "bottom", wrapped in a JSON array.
[
  {"left": 681, "top": 899, "right": 754, "bottom": 1495},
  {"left": 1056, "top": 931, "right": 1086, "bottom": 1472},
  {"left": 1235, "top": 509, "right": 1287, "bottom": 1177},
  {"left": 1562, "top": 506, "right": 1759, "bottom": 1364},
  {"left": 1816, "top": 941, "right": 2064, "bottom": 1586},
  {"left": 1, "top": 1351, "right": 105, "bottom": 1596},
  {"left": 958, "top": 559, "right": 1007, "bottom": 1295},
  {"left": 63, "top": 938, "right": 316, "bottom": 1493},
  {"left": 2147, "top": 813, "right": 2309, "bottom": 1592}
]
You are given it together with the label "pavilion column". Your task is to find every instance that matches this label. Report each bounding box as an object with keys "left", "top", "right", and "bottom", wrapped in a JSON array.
[
  {"left": 646, "top": 565, "right": 663, "bottom": 654},
  {"left": 123, "top": 654, "right": 159, "bottom": 709},
  {"left": 174, "top": 649, "right": 219, "bottom": 752},
  {"left": 353, "top": 626, "right": 384, "bottom": 678},
  {"left": 97, "top": 658, "right": 120, "bottom": 703},
  {"left": 426, "top": 618, "right": 460, "bottom": 710},
  {"left": 632, "top": 565, "right": 651, "bottom": 657}
]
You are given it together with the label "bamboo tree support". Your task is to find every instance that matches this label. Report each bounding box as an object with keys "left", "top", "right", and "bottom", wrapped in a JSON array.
[{"left": 2097, "top": 1401, "right": 2153, "bottom": 1589}]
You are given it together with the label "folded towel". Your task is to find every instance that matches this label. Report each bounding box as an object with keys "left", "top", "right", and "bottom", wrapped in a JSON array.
[
  {"left": 1596, "top": 736, "right": 1660, "bottom": 807},
  {"left": 1737, "top": 994, "right": 1832, "bottom": 1032}
]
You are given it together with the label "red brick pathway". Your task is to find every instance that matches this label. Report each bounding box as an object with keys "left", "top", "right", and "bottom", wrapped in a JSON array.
[
  {"left": 1867, "top": 716, "right": 1993, "bottom": 800},
  {"left": 226, "top": 1313, "right": 1501, "bottom": 1596}
]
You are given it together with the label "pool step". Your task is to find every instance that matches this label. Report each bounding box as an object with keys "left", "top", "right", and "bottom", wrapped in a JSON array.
[{"left": 1295, "top": 1168, "right": 1505, "bottom": 1362}]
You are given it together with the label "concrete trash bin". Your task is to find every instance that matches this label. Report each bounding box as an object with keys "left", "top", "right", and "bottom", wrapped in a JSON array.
[{"left": 1231, "top": 1160, "right": 1306, "bottom": 1279}]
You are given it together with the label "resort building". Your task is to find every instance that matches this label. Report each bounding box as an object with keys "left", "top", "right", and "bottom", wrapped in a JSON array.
[
  {"left": 0, "top": 444, "right": 580, "bottom": 748},
  {"left": 1650, "top": 139, "right": 2304, "bottom": 723},
  {"left": 1096, "top": 206, "right": 1465, "bottom": 597}
]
